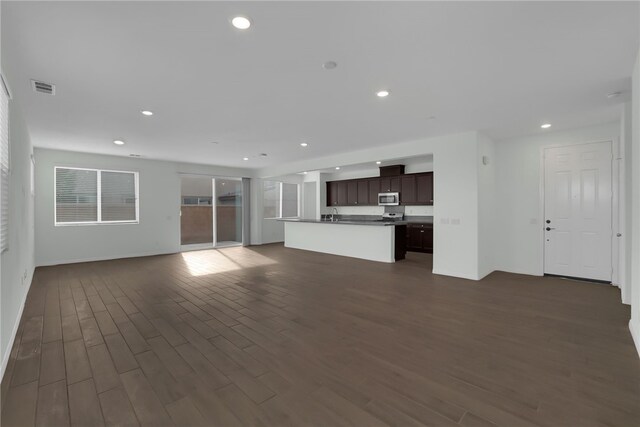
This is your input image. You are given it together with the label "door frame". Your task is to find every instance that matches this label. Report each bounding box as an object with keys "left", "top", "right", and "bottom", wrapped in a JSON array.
[
  {"left": 539, "top": 139, "right": 622, "bottom": 286},
  {"left": 178, "top": 173, "right": 244, "bottom": 251},
  {"left": 212, "top": 176, "right": 244, "bottom": 248},
  {"left": 179, "top": 174, "right": 215, "bottom": 251}
]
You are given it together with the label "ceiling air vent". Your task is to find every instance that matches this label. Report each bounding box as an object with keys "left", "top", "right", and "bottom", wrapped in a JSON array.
[{"left": 31, "top": 80, "right": 55, "bottom": 95}]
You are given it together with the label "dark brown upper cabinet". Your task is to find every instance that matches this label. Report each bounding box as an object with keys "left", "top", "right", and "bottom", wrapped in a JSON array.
[
  {"left": 379, "top": 165, "right": 405, "bottom": 177},
  {"left": 337, "top": 181, "right": 348, "bottom": 206},
  {"left": 416, "top": 172, "right": 434, "bottom": 205},
  {"left": 327, "top": 181, "right": 339, "bottom": 206},
  {"left": 400, "top": 175, "right": 416, "bottom": 204},
  {"left": 346, "top": 181, "right": 358, "bottom": 205},
  {"left": 357, "top": 180, "right": 369, "bottom": 205},
  {"left": 380, "top": 176, "right": 400, "bottom": 193},
  {"left": 368, "top": 178, "right": 380, "bottom": 204},
  {"left": 326, "top": 170, "right": 432, "bottom": 207}
]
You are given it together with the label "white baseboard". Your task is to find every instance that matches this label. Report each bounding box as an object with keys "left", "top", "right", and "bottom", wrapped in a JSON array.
[
  {"left": 1, "top": 266, "right": 35, "bottom": 382},
  {"left": 36, "top": 249, "right": 178, "bottom": 267},
  {"left": 492, "top": 265, "right": 544, "bottom": 277},
  {"left": 476, "top": 268, "right": 496, "bottom": 281},
  {"left": 620, "top": 285, "right": 631, "bottom": 305},
  {"left": 630, "top": 318, "right": 640, "bottom": 359},
  {"left": 431, "top": 268, "right": 480, "bottom": 281}
]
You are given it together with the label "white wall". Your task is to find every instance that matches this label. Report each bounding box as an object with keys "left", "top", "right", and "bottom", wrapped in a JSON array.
[
  {"left": 1, "top": 99, "right": 35, "bottom": 378},
  {"left": 620, "top": 102, "right": 632, "bottom": 304},
  {"left": 630, "top": 50, "right": 640, "bottom": 357},
  {"left": 180, "top": 176, "right": 212, "bottom": 197},
  {"left": 302, "top": 182, "right": 316, "bottom": 220},
  {"left": 34, "top": 148, "right": 250, "bottom": 266},
  {"left": 477, "top": 133, "right": 497, "bottom": 279},
  {"left": 431, "top": 134, "right": 480, "bottom": 280},
  {"left": 493, "top": 122, "right": 621, "bottom": 276}
]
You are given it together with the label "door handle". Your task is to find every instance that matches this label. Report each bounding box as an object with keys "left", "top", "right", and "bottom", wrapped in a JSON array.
[{"left": 546, "top": 227, "right": 555, "bottom": 231}]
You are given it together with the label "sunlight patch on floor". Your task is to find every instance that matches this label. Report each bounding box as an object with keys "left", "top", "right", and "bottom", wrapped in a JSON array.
[{"left": 180, "top": 247, "right": 277, "bottom": 276}]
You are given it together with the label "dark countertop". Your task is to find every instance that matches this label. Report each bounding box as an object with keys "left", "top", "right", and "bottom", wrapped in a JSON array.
[
  {"left": 278, "top": 215, "right": 433, "bottom": 227},
  {"left": 405, "top": 216, "right": 433, "bottom": 224},
  {"left": 279, "top": 218, "right": 403, "bottom": 226}
]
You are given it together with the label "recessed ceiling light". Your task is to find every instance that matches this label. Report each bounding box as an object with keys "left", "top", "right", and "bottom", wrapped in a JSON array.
[
  {"left": 303, "top": 171, "right": 308, "bottom": 175},
  {"left": 243, "top": 157, "right": 249, "bottom": 161},
  {"left": 231, "top": 16, "right": 251, "bottom": 30},
  {"left": 607, "top": 91, "right": 622, "bottom": 99},
  {"left": 376, "top": 90, "right": 390, "bottom": 98},
  {"left": 335, "top": 167, "right": 340, "bottom": 170},
  {"left": 140, "top": 110, "right": 153, "bottom": 116},
  {"left": 376, "top": 161, "right": 381, "bottom": 165},
  {"left": 322, "top": 61, "right": 337, "bottom": 70},
  {"left": 113, "top": 140, "right": 125, "bottom": 145},
  {"left": 541, "top": 123, "right": 552, "bottom": 129},
  {"left": 300, "top": 142, "right": 308, "bottom": 147}
]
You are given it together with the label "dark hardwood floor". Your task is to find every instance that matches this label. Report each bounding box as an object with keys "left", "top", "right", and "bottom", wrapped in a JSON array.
[{"left": 2, "top": 244, "right": 639, "bottom": 426}]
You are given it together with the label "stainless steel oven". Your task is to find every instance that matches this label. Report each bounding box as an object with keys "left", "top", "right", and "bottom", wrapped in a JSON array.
[{"left": 378, "top": 192, "right": 399, "bottom": 206}]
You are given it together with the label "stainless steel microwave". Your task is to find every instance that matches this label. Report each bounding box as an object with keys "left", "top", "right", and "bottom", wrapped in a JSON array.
[{"left": 378, "top": 192, "right": 399, "bottom": 206}]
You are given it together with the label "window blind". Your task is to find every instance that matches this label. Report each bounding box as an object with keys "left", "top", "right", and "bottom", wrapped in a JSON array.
[
  {"left": 55, "top": 167, "right": 138, "bottom": 225},
  {"left": 101, "top": 171, "right": 136, "bottom": 221},
  {"left": 281, "top": 183, "right": 299, "bottom": 217},
  {"left": 262, "top": 180, "right": 299, "bottom": 219},
  {"left": 0, "top": 79, "right": 9, "bottom": 253},
  {"left": 263, "top": 180, "right": 280, "bottom": 218},
  {"left": 55, "top": 168, "right": 98, "bottom": 223}
]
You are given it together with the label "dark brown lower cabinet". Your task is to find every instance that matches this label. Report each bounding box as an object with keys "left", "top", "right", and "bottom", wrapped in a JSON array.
[
  {"left": 394, "top": 225, "right": 406, "bottom": 261},
  {"left": 406, "top": 223, "right": 433, "bottom": 253}
]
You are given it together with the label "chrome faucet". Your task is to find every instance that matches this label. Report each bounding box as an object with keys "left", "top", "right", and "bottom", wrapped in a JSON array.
[{"left": 331, "top": 207, "right": 339, "bottom": 222}]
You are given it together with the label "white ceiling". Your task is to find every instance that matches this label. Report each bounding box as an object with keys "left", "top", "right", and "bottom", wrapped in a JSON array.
[{"left": 2, "top": 1, "right": 638, "bottom": 170}]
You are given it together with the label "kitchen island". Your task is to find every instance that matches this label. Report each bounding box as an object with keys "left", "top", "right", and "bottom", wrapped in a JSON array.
[{"left": 280, "top": 218, "right": 406, "bottom": 263}]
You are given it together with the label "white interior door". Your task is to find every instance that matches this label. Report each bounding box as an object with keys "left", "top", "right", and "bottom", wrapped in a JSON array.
[{"left": 544, "top": 141, "right": 612, "bottom": 281}]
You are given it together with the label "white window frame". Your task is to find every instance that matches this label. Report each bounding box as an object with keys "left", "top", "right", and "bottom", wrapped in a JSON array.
[
  {"left": 54, "top": 166, "right": 139, "bottom": 226},
  {"left": 263, "top": 181, "right": 300, "bottom": 219}
]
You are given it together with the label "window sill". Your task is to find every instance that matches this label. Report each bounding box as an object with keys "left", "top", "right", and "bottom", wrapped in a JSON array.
[{"left": 54, "top": 221, "right": 139, "bottom": 227}]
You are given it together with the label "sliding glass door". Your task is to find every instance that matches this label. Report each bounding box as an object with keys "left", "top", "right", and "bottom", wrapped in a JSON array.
[
  {"left": 214, "top": 178, "right": 243, "bottom": 247},
  {"left": 180, "top": 175, "right": 243, "bottom": 250}
]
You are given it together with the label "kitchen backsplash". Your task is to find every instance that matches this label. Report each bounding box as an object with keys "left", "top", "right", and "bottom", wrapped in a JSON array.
[
  {"left": 321, "top": 205, "right": 434, "bottom": 216},
  {"left": 404, "top": 205, "right": 435, "bottom": 216}
]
